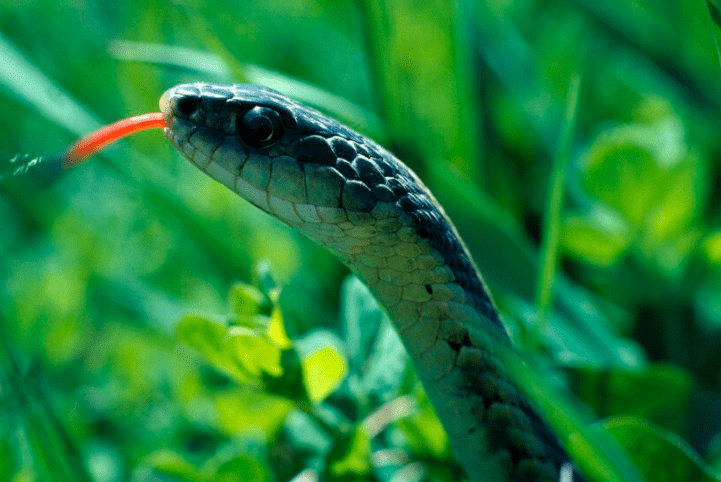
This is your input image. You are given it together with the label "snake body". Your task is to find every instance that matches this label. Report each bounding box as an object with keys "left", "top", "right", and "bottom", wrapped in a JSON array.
[{"left": 160, "top": 83, "right": 583, "bottom": 482}]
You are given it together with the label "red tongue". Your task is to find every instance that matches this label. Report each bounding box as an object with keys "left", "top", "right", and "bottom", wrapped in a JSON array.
[{"left": 62, "top": 113, "right": 166, "bottom": 168}]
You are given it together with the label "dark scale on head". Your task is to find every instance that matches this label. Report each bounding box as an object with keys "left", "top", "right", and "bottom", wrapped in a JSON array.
[
  {"left": 335, "top": 159, "right": 358, "bottom": 179},
  {"left": 291, "top": 135, "right": 336, "bottom": 165},
  {"left": 372, "top": 184, "right": 395, "bottom": 202},
  {"left": 329, "top": 137, "right": 356, "bottom": 160},
  {"left": 353, "top": 157, "right": 385, "bottom": 185}
]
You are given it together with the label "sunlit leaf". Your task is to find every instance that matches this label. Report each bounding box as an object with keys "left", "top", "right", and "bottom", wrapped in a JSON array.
[
  {"left": 214, "top": 390, "right": 293, "bottom": 437},
  {"left": 644, "top": 152, "right": 703, "bottom": 242},
  {"left": 229, "top": 282, "right": 267, "bottom": 319},
  {"left": 227, "top": 280, "right": 291, "bottom": 349},
  {"left": 561, "top": 213, "right": 631, "bottom": 266},
  {"left": 226, "top": 326, "right": 283, "bottom": 379},
  {"left": 176, "top": 316, "right": 283, "bottom": 382},
  {"left": 702, "top": 231, "right": 721, "bottom": 265},
  {"left": 301, "top": 345, "right": 348, "bottom": 404},
  {"left": 579, "top": 108, "right": 704, "bottom": 255},
  {"left": 267, "top": 306, "right": 292, "bottom": 350},
  {"left": 581, "top": 130, "right": 663, "bottom": 229},
  {"left": 141, "top": 450, "right": 200, "bottom": 482}
]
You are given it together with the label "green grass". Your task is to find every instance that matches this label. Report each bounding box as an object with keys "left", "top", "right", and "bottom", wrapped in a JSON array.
[{"left": 2, "top": 1, "right": 721, "bottom": 481}]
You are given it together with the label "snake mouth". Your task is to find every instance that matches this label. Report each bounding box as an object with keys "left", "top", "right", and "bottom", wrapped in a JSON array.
[
  {"left": 159, "top": 90, "right": 209, "bottom": 169},
  {"left": 159, "top": 91, "right": 180, "bottom": 149}
]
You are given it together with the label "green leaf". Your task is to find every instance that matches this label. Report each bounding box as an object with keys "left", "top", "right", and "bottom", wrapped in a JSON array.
[
  {"left": 210, "top": 455, "right": 269, "bottom": 482},
  {"left": 643, "top": 157, "right": 698, "bottom": 242},
  {"left": 200, "top": 441, "right": 271, "bottom": 482},
  {"left": 535, "top": 74, "right": 581, "bottom": 333},
  {"left": 361, "top": 320, "right": 408, "bottom": 402},
  {"left": 267, "top": 306, "right": 292, "bottom": 350},
  {"left": 141, "top": 450, "right": 201, "bottom": 482},
  {"left": 341, "top": 276, "right": 386, "bottom": 373},
  {"left": 561, "top": 212, "right": 631, "bottom": 266},
  {"left": 176, "top": 316, "right": 283, "bottom": 382},
  {"left": 283, "top": 411, "right": 333, "bottom": 458},
  {"left": 229, "top": 282, "right": 268, "bottom": 319},
  {"left": 329, "top": 425, "right": 372, "bottom": 477},
  {"left": 504, "top": 294, "right": 644, "bottom": 367},
  {"left": 702, "top": 231, "right": 721, "bottom": 265},
  {"left": 226, "top": 326, "right": 283, "bottom": 379},
  {"left": 603, "top": 417, "right": 721, "bottom": 482},
  {"left": 301, "top": 345, "right": 348, "bottom": 404},
  {"left": 579, "top": 111, "right": 704, "bottom": 252},
  {"left": 227, "top": 279, "right": 292, "bottom": 349},
  {"left": 581, "top": 130, "right": 664, "bottom": 229},
  {"left": 176, "top": 315, "right": 237, "bottom": 377}
]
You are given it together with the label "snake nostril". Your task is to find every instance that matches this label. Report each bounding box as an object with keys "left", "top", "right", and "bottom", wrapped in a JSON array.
[{"left": 177, "top": 96, "right": 200, "bottom": 117}]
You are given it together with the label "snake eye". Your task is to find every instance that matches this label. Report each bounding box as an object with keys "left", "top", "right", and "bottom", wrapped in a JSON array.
[{"left": 238, "top": 106, "right": 284, "bottom": 148}]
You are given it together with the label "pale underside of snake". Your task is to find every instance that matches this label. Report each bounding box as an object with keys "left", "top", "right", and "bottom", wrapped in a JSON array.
[{"left": 159, "top": 82, "right": 586, "bottom": 482}]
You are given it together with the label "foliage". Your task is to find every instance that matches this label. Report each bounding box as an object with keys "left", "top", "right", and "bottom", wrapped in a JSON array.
[{"left": 1, "top": 0, "right": 721, "bottom": 481}]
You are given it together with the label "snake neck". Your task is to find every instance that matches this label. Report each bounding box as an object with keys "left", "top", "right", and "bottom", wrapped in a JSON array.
[
  {"left": 294, "top": 151, "right": 577, "bottom": 481},
  {"left": 278, "top": 145, "right": 579, "bottom": 482}
]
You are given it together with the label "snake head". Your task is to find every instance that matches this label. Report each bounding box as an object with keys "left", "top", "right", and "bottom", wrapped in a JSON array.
[{"left": 160, "top": 83, "right": 404, "bottom": 224}]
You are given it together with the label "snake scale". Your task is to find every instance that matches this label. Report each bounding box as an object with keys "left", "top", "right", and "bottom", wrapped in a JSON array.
[{"left": 159, "top": 82, "right": 585, "bottom": 482}]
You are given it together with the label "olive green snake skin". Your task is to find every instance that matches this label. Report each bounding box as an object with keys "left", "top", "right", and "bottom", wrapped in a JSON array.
[{"left": 160, "top": 83, "right": 585, "bottom": 482}]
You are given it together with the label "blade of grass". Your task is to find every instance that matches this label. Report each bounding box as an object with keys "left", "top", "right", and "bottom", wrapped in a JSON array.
[
  {"left": 355, "top": 0, "right": 399, "bottom": 135},
  {"left": 0, "top": 334, "right": 93, "bottom": 482},
  {"left": 504, "top": 350, "right": 646, "bottom": 482},
  {"left": 358, "top": 0, "right": 483, "bottom": 177},
  {"left": 449, "top": 0, "right": 485, "bottom": 182},
  {"left": 0, "top": 33, "right": 100, "bottom": 135},
  {"left": 534, "top": 74, "right": 582, "bottom": 338},
  {"left": 706, "top": 0, "right": 721, "bottom": 70}
]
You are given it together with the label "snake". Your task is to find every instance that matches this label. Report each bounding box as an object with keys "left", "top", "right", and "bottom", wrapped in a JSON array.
[{"left": 158, "top": 82, "right": 586, "bottom": 482}]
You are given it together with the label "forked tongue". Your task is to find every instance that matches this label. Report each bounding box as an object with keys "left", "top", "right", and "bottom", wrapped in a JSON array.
[
  {"left": 62, "top": 112, "right": 166, "bottom": 168},
  {"left": 1, "top": 113, "right": 166, "bottom": 187}
]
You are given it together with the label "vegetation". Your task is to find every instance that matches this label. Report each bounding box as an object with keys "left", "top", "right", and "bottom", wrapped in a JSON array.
[{"left": 1, "top": 0, "right": 721, "bottom": 481}]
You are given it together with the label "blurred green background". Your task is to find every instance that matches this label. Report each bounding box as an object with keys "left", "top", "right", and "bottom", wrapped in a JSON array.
[{"left": 1, "top": 0, "right": 721, "bottom": 481}]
